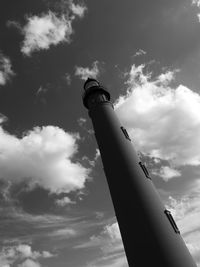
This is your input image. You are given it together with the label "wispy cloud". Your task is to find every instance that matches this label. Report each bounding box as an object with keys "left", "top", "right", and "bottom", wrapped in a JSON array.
[
  {"left": 86, "top": 252, "right": 128, "bottom": 267},
  {"left": 133, "top": 49, "right": 146, "bottom": 57},
  {"left": 75, "top": 61, "right": 100, "bottom": 80},
  {"left": 115, "top": 64, "right": 200, "bottom": 173},
  {"left": 48, "top": 227, "right": 77, "bottom": 239},
  {"left": 64, "top": 72, "right": 71, "bottom": 85},
  {"left": 0, "top": 125, "right": 90, "bottom": 194},
  {"left": 75, "top": 221, "right": 126, "bottom": 259},
  {"left": 0, "top": 52, "right": 15, "bottom": 86},
  {"left": 7, "top": 1, "right": 87, "bottom": 56},
  {"left": 36, "top": 86, "right": 48, "bottom": 96},
  {"left": 76, "top": 221, "right": 128, "bottom": 267},
  {"left": 55, "top": 196, "right": 76, "bottom": 206}
]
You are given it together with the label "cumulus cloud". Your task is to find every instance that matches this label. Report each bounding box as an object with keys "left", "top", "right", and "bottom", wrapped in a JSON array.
[
  {"left": 8, "top": 1, "right": 87, "bottom": 56},
  {"left": 115, "top": 64, "right": 200, "bottom": 169},
  {"left": 69, "top": 0, "right": 87, "bottom": 18},
  {"left": 0, "top": 53, "right": 15, "bottom": 86},
  {"left": 75, "top": 61, "right": 100, "bottom": 80},
  {"left": 152, "top": 166, "right": 181, "bottom": 181},
  {"left": 0, "top": 125, "right": 90, "bottom": 194},
  {"left": 18, "top": 259, "right": 41, "bottom": 267},
  {"left": 21, "top": 11, "right": 73, "bottom": 56},
  {"left": 192, "top": 0, "right": 200, "bottom": 7},
  {"left": 0, "top": 244, "right": 53, "bottom": 267}
]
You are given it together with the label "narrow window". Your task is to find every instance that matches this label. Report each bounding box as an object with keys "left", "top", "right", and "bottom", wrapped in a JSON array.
[
  {"left": 164, "top": 209, "right": 180, "bottom": 234},
  {"left": 139, "top": 162, "right": 151, "bottom": 180},
  {"left": 120, "top": 127, "right": 131, "bottom": 141}
]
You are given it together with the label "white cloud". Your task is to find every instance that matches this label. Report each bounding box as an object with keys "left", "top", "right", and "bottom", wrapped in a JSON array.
[
  {"left": 86, "top": 253, "right": 128, "bottom": 267},
  {"left": 64, "top": 72, "right": 71, "bottom": 85},
  {"left": 115, "top": 64, "right": 200, "bottom": 168},
  {"left": 48, "top": 227, "right": 77, "bottom": 239},
  {"left": 0, "top": 53, "right": 15, "bottom": 86},
  {"left": 18, "top": 259, "right": 41, "bottom": 267},
  {"left": 75, "top": 61, "right": 100, "bottom": 80},
  {"left": 192, "top": 0, "right": 200, "bottom": 7},
  {"left": 55, "top": 196, "right": 76, "bottom": 206},
  {"left": 69, "top": 1, "right": 87, "bottom": 18},
  {"left": 75, "top": 222, "right": 123, "bottom": 253},
  {"left": 21, "top": 11, "right": 73, "bottom": 56},
  {"left": 156, "top": 70, "right": 178, "bottom": 86},
  {"left": 133, "top": 49, "right": 146, "bottom": 57},
  {"left": 152, "top": 166, "right": 181, "bottom": 181},
  {"left": 94, "top": 149, "right": 100, "bottom": 161},
  {"left": 76, "top": 221, "right": 128, "bottom": 267},
  {"left": 77, "top": 117, "right": 87, "bottom": 126},
  {"left": 104, "top": 222, "right": 121, "bottom": 241},
  {"left": 8, "top": 1, "right": 87, "bottom": 56},
  {"left": 36, "top": 86, "right": 48, "bottom": 96},
  {"left": 0, "top": 125, "right": 90, "bottom": 194},
  {"left": 0, "top": 244, "right": 53, "bottom": 267}
]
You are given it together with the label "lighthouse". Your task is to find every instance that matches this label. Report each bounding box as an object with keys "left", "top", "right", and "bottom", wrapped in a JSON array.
[{"left": 82, "top": 78, "right": 197, "bottom": 267}]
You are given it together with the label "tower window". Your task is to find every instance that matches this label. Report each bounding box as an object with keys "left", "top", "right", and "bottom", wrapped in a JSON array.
[
  {"left": 121, "top": 127, "right": 131, "bottom": 141},
  {"left": 164, "top": 209, "right": 180, "bottom": 234},
  {"left": 139, "top": 162, "right": 151, "bottom": 180}
]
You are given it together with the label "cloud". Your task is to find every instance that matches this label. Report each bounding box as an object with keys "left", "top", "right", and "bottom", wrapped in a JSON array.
[
  {"left": 36, "top": 86, "right": 48, "bottom": 96},
  {"left": 133, "top": 49, "right": 146, "bottom": 57},
  {"left": 75, "top": 61, "right": 100, "bottom": 80},
  {"left": 8, "top": 1, "right": 87, "bottom": 56},
  {"left": 0, "top": 244, "right": 53, "bottom": 267},
  {"left": 94, "top": 149, "right": 100, "bottom": 161},
  {"left": 192, "top": 0, "right": 200, "bottom": 7},
  {"left": 64, "top": 72, "right": 71, "bottom": 85},
  {"left": 0, "top": 125, "right": 90, "bottom": 194},
  {"left": 86, "top": 253, "right": 128, "bottom": 267},
  {"left": 152, "top": 166, "right": 181, "bottom": 181},
  {"left": 76, "top": 221, "right": 128, "bottom": 267},
  {"left": 18, "top": 259, "right": 41, "bottom": 267},
  {"left": 75, "top": 222, "right": 123, "bottom": 253},
  {"left": 156, "top": 70, "right": 178, "bottom": 86},
  {"left": 115, "top": 64, "right": 200, "bottom": 168},
  {"left": 0, "top": 53, "right": 15, "bottom": 86},
  {"left": 48, "top": 227, "right": 77, "bottom": 239},
  {"left": 21, "top": 11, "right": 73, "bottom": 56},
  {"left": 69, "top": 0, "right": 87, "bottom": 18},
  {"left": 16, "top": 244, "right": 53, "bottom": 259},
  {"left": 55, "top": 196, "right": 76, "bottom": 206}
]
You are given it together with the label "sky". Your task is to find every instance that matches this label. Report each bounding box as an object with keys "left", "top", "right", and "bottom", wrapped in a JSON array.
[{"left": 1, "top": 0, "right": 200, "bottom": 266}]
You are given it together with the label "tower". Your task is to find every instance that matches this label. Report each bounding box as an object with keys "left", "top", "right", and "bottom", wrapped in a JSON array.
[{"left": 82, "top": 78, "right": 197, "bottom": 267}]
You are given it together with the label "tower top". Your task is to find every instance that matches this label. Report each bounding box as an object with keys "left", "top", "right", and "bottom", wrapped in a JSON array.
[
  {"left": 82, "top": 78, "right": 111, "bottom": 109},
  {"left": 84, "top": 78, "right": 100, "bottom": 91}
]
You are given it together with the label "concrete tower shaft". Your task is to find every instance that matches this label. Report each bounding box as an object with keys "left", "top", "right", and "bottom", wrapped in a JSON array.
[{"left": 82, "top": 78, "right": 197, "bottom": 267}]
